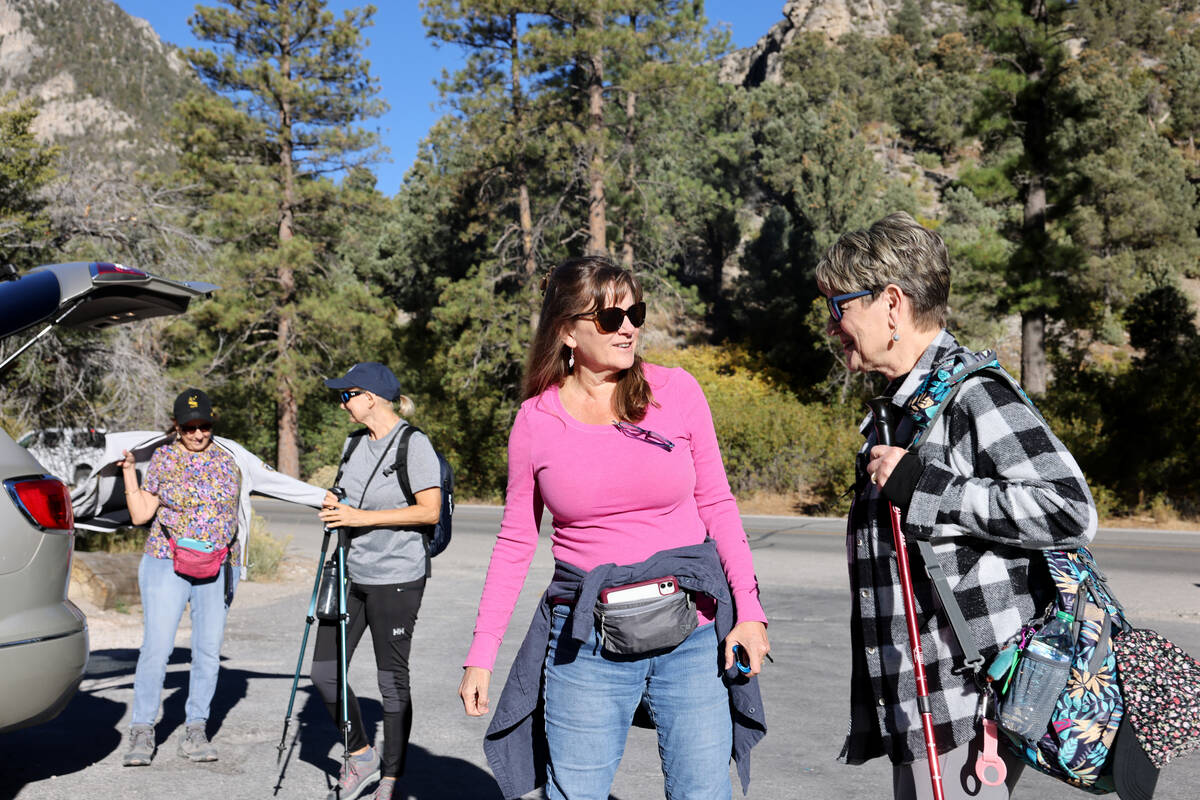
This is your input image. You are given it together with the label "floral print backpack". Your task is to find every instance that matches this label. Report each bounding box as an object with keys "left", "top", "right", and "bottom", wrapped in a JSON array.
[{"left": 1000, "top": 547, "right": 1127, "bottom": 791}]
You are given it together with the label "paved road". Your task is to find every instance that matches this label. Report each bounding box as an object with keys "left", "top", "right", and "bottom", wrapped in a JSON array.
[{"left": 2, "top": 503, "right": 1197, "bottom": 800}]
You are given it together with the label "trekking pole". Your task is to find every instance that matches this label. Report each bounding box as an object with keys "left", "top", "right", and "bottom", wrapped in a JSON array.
[
  {"left": 276, "top": 529, "right": 331, "bottom": 764},
  {"left": 275, "top": 486, "right": 345, "bottom": 764},
  {"left": 335, "top": 513, "right": 352, "bottom": 770},
  {"left": 868, "top": 398, "right": 946, "bottom": 800}
]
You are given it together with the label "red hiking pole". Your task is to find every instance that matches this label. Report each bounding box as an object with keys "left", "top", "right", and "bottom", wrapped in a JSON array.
[{"left": 868, "top": 397, "right": 946, "bottom": 800}]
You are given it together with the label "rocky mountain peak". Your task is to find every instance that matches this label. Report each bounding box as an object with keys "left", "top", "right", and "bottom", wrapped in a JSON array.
[
  {"left": 0, "top": 0, "right": 197, "bottom": 171},
  {"left": 719, "top": 0, "right": 963, "bottom": 87}
]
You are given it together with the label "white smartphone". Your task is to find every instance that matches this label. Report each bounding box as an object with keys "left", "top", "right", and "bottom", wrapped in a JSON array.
[{"left": 600, "top": 577, "right": 678, "bottom": 604}]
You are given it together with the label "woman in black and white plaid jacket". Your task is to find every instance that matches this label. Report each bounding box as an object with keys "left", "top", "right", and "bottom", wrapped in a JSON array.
[{"left": 816, "top": 212, "right": 1098, "bottom": 800}]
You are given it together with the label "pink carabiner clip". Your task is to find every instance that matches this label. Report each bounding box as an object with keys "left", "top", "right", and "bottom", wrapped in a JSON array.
[{"left": 975, "top": 717, "right": 1007, "bottom": 787}]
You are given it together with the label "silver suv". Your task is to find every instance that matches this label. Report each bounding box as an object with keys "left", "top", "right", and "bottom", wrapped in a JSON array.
[
  {"left": 0, "top": 261, "right": 215, "bottom": 733},
  {"left": 17, "top": 427, "right": 107, "bottom": 487}
]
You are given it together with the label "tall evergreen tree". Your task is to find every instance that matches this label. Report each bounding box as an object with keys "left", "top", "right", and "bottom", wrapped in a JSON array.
[
  {"left": 968, "top": 1, "right": 1199, "bottom": 393},
  {"left": 180, "top": 0, "right": 387, "bottom": 476},
  {"left": 967, "top": 0, "right": 1075, "bottom": 394}
]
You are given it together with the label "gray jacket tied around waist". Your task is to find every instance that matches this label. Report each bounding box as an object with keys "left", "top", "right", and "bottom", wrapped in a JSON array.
[{"left": 481, "top": 539, "right": 767, "bottom": 799}]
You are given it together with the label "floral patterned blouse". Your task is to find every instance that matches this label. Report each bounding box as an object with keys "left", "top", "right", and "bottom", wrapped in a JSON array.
[{"left": 142, "top": 441, "right": 242, "bottom": 566}]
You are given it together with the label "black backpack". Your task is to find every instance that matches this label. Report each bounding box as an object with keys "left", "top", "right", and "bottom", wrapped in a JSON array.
[
  {"left": 393, "top": 425, "right": 454, "bottom": 563},
  {"left": 340, "top": 424, "right": 455, "bottom": 575}
]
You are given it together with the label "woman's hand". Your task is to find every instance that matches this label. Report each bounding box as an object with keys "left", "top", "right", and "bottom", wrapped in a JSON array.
[
  {"left": 459, "top": 666, "right": 492, "bottom": 716},
  {"left": 318, "top": 501, "right": 369, "bottom": 529},
  {"left": 724, "top": 620, "right": 770, "bottom": 677},
  {"left": 118, "top": 449, "right": 137, "bottom": 472},
  {"left": 867, "top": 444, "right": 908, "bottom": 488},
  {"left": 321, "top": 490, "right": 341, "bottom": 508}
]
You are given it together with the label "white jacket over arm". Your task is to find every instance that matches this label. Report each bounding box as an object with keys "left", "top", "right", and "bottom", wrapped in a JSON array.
[{"left": 213, "top": 436, "right": 327, "bottom": 579}]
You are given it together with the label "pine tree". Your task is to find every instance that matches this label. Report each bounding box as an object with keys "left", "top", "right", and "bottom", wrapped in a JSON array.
[
  {"left": 967, "top": 0, "right": 1075, "bottom": 394},
  {"left": 968, "top": 1, "right": 1200, "bottom": 392},
  {"left": 180, "top": 0, "right": 387, "bottom": 476}
]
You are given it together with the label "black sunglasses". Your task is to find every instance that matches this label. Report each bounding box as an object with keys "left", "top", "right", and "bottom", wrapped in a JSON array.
[
  {"left": 180, "top": 422, "right": 212, "bottom": 434},
  {"left": 339, "top": 390, "right": 366, "bottom": 404},
  {"left": 826, "top": 289, "right": 874, "bottom": 322},
  {"left": 573, "top": 301, "right": 647, "bottom": 334},
  {"left": 612, "top": 420, "right": 674, "bottom": 451}
]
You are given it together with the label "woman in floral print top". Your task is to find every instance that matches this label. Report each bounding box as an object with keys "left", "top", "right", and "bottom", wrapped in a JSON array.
[
  {"left": 140, "top": 432, "right": 241, "bottom": 566},
  {"left": 117, "top": 387, "right": 328, "bottom": 768}
]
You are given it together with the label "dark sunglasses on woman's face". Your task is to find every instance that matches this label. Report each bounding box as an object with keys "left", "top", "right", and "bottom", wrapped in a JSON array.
[
  {"left": 573, "top": 301, "right": 647, "bottom": 334},
  {"left": 181, "top": 423, "right": 212, "bottom": 434},
  {"left": 339, "top": 390, "right": 365, "bottom": 404},
  {"left": 826, "top": 289, "right": 874, "bottom": 322}
]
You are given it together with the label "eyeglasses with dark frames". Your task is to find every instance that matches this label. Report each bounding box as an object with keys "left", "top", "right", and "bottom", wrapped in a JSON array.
[
  {"left": 572, "top": 301, "right": 647, "bottom": 334},
  {"left": 339, "top": 390, "right": 366, "bottom": 404},
  {"left": 826, "top": 289, "right": 874, "bottom": 322},
  {"left": 611, "top": 420, "right": 675, "bottom": 451}
]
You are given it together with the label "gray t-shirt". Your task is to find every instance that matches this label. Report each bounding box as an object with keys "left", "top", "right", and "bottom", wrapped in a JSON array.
[{"left": 336, "top": 421, "right": 441, "bottom": 584}]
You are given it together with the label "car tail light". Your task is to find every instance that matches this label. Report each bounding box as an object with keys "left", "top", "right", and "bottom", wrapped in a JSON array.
[{"left": 4, "top": 476, "right": 74, "bottom": 531}]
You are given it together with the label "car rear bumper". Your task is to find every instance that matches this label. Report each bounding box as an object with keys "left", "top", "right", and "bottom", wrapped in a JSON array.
[{"left": 0, "top": 617, "right": 88, "bottom": 733}]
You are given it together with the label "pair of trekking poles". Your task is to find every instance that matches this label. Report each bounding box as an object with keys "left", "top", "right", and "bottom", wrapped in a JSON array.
[{"left": 275, "top": 487, "right": 353, "bottom": 790}]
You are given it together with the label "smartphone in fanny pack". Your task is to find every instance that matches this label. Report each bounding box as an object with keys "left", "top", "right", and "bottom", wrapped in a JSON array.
[{"left": 600, "top": 577, "right": 679, "bottom": 604}]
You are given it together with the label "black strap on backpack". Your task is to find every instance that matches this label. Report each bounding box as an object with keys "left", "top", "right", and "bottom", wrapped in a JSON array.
[
  {"left": 389, "top": 425, "right": 436, "bottom": 578},
  {"left": 335, "top": 429, "right": 367, "bottom": 489}
]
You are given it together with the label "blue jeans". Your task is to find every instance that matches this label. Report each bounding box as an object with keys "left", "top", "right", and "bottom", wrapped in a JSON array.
[
  {"left": 543, "top": 607, "right": 733, "bottom": 800},
  {"left": 130, "top": 554, "right": 239, "bottom": 726}
]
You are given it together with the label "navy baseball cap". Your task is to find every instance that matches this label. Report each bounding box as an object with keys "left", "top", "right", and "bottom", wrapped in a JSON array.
[
  {"left": 324, "top": 362, "right": 401, "bottom": 401},
  {"left": 173, "top": 388, "right": 214, "bottom": 425}
]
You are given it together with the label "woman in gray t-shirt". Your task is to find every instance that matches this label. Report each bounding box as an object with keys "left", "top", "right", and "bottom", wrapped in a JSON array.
[{"left": 312, "top": 362, "right": 442, "bottom": 800}]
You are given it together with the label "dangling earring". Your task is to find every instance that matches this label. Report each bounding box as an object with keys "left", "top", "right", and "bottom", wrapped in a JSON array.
[{"left": 568, "top": 349, "right": 575, "bottom": 370}]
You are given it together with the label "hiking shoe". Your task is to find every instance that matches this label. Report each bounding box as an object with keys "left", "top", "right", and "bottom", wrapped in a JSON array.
[
  {"left": 178, "top": 722, "right": 218, "bottom": 762},
  {"left": 370, "top": 779, "right": 395, "bottom": 800},
  {"left": 325, "top": 746, "right": 381, "bottom": 800},
  {"left": 122, "top": 724, "right": 155, "bottom": 766}
]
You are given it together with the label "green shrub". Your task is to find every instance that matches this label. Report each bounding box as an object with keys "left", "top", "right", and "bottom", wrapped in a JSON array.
[
  {"left": 246, "top": 513, "right": 291, "bottom": 581},
  {"left": 646, "top": 345, "right": 861, "bottom": 511}
]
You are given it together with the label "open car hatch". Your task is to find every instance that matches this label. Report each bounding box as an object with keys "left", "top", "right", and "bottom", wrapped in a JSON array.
[{"left": 0, "top": 262, "right": 217, "bottom": 377}]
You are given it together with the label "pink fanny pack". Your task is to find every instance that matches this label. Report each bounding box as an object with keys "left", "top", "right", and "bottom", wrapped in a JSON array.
[{"left": 169, "top": 535, "right": 228, "bottom": 580}]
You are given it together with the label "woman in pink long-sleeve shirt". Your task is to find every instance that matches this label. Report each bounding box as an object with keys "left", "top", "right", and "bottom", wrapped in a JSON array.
[{"left": 459, "top": 256, "right": 770, "bottom": 800}]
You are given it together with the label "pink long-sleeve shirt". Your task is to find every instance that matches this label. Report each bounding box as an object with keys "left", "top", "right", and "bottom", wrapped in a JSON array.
[{"left": 464, "top": 363, "right": 767, "bottom": 670}]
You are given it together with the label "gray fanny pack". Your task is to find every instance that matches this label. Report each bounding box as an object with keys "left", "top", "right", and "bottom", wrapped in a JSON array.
[{"left": 594, "top": 590, "right": 697, "bottom": 656}]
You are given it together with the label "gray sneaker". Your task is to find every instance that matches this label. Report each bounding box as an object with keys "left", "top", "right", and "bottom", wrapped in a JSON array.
[
  {"left": 326, "top": 746, "right": 381, "bottom": 800},
  {"left": 370, "top": 779, "right": 395, "bottom": 800},
  {"left": 177, "top": 722, "right": 218, "bottom": 762},
  {"left": 122, "top": 724, "right": 155, "bottom": 766}
]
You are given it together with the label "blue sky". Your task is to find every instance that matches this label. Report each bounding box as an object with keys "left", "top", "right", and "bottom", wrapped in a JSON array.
[{"left": 113, "top": 1, "right": 786, "bottom": 197}]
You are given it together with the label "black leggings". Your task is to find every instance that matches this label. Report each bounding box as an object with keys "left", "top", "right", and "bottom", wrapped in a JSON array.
[{"left": 311, "top": 577, "right": 425, "bottom": 778}]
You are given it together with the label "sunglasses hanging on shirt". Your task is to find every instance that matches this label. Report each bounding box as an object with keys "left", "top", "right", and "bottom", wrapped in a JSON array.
[{"left": 611, "top": 420, "right": 674, "bottom": 451}]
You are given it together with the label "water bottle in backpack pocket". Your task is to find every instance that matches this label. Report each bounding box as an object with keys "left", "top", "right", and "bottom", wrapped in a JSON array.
[{"left": 999, "top": 610, "right": 1075, "bottom": 741}]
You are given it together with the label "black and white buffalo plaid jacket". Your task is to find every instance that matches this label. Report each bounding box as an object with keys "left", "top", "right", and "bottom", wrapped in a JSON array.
[{"left": 839, "top": 330, "right": 1097, "bottom": 766}]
